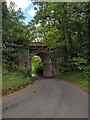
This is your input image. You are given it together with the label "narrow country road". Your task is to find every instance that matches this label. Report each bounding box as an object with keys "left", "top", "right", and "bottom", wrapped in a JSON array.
[{"left": 3, "top": 78, "right": 88, "bottom": 118}]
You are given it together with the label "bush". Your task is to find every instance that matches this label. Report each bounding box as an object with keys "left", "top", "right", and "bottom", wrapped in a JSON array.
[
  {"left": 32, "top": 56, "right": 43, "bottom": 76},
  {"left": 71, "top": 57, "right": 87, "bottom": 71},
  {"left": 2, "top": 68, "right": 33, "bottom": 96}
]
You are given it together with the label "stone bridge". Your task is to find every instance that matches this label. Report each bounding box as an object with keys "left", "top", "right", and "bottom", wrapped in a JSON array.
[{"left": 13, "top": 42, "right": 58, "bottom": 77}]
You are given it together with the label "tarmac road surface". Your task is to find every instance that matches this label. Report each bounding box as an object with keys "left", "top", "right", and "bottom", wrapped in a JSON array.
[{"left": 2, "top": 78, "right": 88, "bottom": 118}]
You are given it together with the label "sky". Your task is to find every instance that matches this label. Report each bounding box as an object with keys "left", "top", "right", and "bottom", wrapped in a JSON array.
[{"left": 6, "top": 0, "right": 38, "bottom": 24}]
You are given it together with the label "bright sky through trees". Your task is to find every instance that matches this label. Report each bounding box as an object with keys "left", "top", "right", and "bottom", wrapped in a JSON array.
[{"left": 6, "top": 0, "right": 37, "bottom": 24}]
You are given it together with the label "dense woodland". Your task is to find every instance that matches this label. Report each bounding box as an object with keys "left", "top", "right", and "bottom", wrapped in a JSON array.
[{"left": 2, "top": 2, "right": 90, "bottom": 95}]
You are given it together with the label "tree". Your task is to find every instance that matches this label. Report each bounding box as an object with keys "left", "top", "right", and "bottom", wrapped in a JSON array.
[
  {"left": 33, "top": 2, "right": 89, "bottom": 73},
  {"left": 2, "top": 2, "right": 33, "bottom": 71}
]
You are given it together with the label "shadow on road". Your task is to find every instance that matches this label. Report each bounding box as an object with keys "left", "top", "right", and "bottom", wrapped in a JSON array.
[{"left": 32, "top": 76, "right": 53, "bottom": 80}]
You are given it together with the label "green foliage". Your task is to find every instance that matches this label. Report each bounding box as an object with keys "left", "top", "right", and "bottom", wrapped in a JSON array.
[
  {"left": 2, "top": 2, "right": 90, "bottom": 93},
  {"left": 2, "top": 68, "right": 33, "bottom": 96},
  {"left": 71, "top": 57, "right": 87, "bottom": 71},
  {"left": 32, "top": 56, "right": 43, "bottom": 76},
  {"left": 2, "top": 2, "right": 34, "bottom": 71},
  {"left": 33, "top": 2, "right": 89, "bottom": 76},
  {"left": 59, "top": 72, "right": 89, "bottom": 89}
]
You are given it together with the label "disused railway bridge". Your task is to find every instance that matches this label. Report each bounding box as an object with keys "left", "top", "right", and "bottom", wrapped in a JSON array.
[{"left": 8, "top": 42, "right": 57, "bottom": 77}]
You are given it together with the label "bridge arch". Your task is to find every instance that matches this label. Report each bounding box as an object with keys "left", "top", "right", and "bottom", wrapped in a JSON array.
[
  {"left": 14, "top": 43, "right": 55, "bottom": 77},
  {"left": 32, "top": 52, "right": 52, "bottom": 77}
]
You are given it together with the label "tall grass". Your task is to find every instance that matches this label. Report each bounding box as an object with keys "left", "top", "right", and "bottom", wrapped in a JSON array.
[
  {"left": 59, "top": 72, "right": 89, "bottom": 89},
  {"left": 2, "top": 69, "right": 33, "bottom": 96}
]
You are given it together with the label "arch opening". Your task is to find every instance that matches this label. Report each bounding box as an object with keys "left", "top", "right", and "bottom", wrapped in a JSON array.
[
  {"left": 32, "top": 55, "right": 43, "bottom": 77},
  {"left": 32, "top": 52, "right": 52, "bottom": 77}
]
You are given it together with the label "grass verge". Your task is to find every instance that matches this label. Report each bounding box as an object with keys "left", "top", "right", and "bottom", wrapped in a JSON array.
[
  {"left": 59, "top": 72, "right": 89, "bottom": 90},
  {"left": 2, "top": 69, "right": 34, "bottom": 96}
]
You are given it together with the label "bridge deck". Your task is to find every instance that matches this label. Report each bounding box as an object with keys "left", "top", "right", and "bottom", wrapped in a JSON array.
[{"left": 6, "top": 42, "right": 48, "bottom": 50}]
